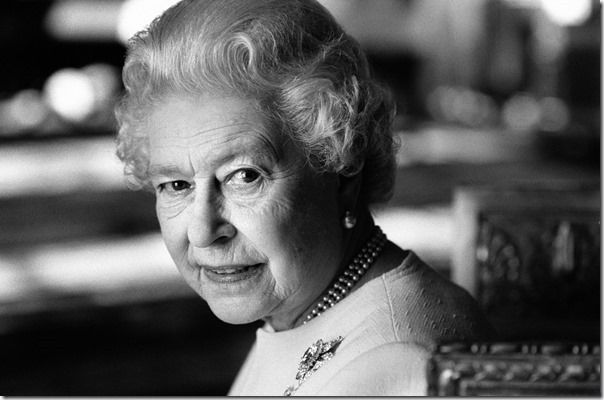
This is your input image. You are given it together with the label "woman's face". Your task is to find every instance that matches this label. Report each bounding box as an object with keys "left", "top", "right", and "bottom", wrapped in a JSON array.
[{"left": 146, "top": 94, "right": 344, "bottom": 330}]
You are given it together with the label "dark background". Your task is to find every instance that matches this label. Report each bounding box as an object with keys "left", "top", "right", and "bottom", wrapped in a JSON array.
[{"left": 0, "top": 0, "right": 600, "bottom": 395}]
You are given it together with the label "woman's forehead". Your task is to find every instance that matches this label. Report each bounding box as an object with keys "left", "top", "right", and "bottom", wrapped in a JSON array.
[
  {"left": 148, "top": 132, "right": 282, "bottom": 173},
  {"left": 146, "top": 94, "right": 264, "bottom": 134},
  {"left": 145, "top": 94, "right": 293, "bottom": 172},
  {"left": 148, "top": 95, "right": 279, "bottom": 145}
]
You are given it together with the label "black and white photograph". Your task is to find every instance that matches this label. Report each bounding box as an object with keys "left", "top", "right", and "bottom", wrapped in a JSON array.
[{"left": 0, "top": 0, "right": 600, "bottom": 396}]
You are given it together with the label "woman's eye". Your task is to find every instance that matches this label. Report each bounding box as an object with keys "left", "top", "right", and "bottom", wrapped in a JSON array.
[
  {"left": 158, "top": 180, "right": 191, "bottom": 194},
  {"left": 226, "top": 169, "right": 262, "bottom": 186}
]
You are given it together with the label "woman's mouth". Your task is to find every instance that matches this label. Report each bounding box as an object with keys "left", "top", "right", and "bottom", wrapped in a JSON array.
[{"left": 202, "top": 263, "right": 264, "bottom": 283}]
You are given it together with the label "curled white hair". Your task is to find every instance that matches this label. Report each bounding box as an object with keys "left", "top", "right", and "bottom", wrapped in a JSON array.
[{"left": 115, "top": 0, "right": 397, "bottom": 205}]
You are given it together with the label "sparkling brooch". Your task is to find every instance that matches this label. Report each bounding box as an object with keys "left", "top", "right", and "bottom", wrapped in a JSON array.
[{"left": 284, "top": 336, "right": 344, "bottom": 396}]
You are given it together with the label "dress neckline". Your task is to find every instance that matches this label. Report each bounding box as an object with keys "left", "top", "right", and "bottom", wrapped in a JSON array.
[{"left": 258, "top": 249, "right": 419, "bottom": 340}]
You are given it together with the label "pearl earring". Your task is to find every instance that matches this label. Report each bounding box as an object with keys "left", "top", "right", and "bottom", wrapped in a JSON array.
[{"left": 343, "top": 211, "right": 357, "bottom": 229}]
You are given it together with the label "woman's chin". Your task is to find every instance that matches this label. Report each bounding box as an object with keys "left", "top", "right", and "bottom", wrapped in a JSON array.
[{"left": 207, "top": 301, "right": 265, "bottom": 325}]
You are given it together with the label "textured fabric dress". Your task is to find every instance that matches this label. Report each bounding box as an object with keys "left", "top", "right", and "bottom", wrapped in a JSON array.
[{"left": 228, "top": 250, "right": 494, "bottom": 396}]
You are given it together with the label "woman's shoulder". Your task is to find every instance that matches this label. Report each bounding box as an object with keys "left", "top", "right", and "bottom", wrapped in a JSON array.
[
  {"left": 377, "top": 250, "right": 496, "bottom": 345},
  {"left": 295, "top": 252, "right": 495, "bottom": 395}
]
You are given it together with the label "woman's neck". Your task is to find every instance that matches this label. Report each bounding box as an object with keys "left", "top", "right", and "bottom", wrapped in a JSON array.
[
  {"left": 284, "top": 209, "right": 378, "bottom": 330},
  {"left": 341, "top": 208, "right": 376, "bottom": 265},
  {"left": 336, "top": 210, "right": 406, "bottom": 295}
]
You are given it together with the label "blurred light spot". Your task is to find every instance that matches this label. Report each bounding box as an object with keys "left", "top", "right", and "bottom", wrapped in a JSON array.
[
  {"left": 82, "top": 63, "right": 120, "bottom": 108},
  {"left": 117, "top": 0, "right": 181, "bottom": 44},
  {"left": 0, "top": 138, "right": 126, "bottom": 198},
  {"left": 0, "top": 257, "right": 32, "bottom": 303},
  {"left": 427, "top": 86, "right": 498, "bottom": 128},
  {"left": 45, "top": 0, "right": 122, "bottom": 41},
  {"left": 539, "top": 97, "right": 570, "bottom": 132},
  {"left": 375, "top": 206, "right": 452, "bottom": 262},
  {"left": 44, "top": 69, "right": 96, "bottom": 122},
  {"left": 26, "top": 234, "right": 177, "bottom": 295},
  {"left": 7, "top": 90, "right": 49, "bottom": 130},
  {"left": 450, "top": 89, "right": 476, "bottom": 124},
  {"left": 503, "top": 0, "right": 541, "bottom": 8},
  {"left": 541, "top": 0, "right": 592, "bottom": 26},
  {"left": 502, "top": 93, "right": 541, "bottom": 132}
]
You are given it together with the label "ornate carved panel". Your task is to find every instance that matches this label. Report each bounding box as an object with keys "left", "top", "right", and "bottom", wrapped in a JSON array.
[
  {"left": 427, "top": 342, "right": 601, "bottom": 396},
  {"left": 475, "top": 213, "right": 600, "bottom": 319}
]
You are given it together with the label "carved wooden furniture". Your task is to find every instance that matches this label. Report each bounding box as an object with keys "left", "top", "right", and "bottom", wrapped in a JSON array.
[
  {"left": 451, "top": 181, "right": 600, "bottom": 341},
  {"left": 427, "top": 342, "right": 601, "bottom": 396}
]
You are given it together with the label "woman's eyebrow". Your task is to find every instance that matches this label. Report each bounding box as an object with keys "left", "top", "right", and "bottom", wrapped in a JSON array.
[
  {"left": 148, "top": 135, "right": 283, "bottom": 178},
  {"left": 214, "top": 131, "right": 283, "bottom": 163},
  {"left": 245, "top": 136, "right": 283, "bottom": 161},
  {"left": 148, "top": 164, "right": 183, "bottom": 177}
]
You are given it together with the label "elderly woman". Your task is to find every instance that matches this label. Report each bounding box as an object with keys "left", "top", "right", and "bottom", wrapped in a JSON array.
[{"left": 115, "top": 0, "right": 493, "bottom": 395}]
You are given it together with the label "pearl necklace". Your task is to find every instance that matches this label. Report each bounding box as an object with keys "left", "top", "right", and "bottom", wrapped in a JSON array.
[{"left": 303, "top": 226, "right": 387, "bottom": 324}]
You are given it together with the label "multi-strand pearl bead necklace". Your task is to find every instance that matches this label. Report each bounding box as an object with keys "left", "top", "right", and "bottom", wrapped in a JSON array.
[{"left": 303, "top": 226, "right": 387, "bottom": 324}]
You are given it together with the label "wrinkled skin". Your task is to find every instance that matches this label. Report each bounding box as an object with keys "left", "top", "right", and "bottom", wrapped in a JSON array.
[{"left": 146, "top": 94, "right": 349, "bottom": 330}]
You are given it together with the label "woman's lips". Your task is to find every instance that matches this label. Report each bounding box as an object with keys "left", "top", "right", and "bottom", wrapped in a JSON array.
[
  {"left": 208, "top": 265, "right": 254, "bottom": 275},
  {"left": 202, "top": 263, "right": 264, "bottom": 283}
]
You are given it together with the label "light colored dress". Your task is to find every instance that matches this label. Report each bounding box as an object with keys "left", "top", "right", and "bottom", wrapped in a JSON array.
[{"left": 228, "top": 251, "right": 493, "bottom": 396}]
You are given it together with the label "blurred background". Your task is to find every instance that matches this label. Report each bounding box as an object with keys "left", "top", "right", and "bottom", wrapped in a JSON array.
[{"left": 0, "top": 0, "right": 600, "bottom": 395}]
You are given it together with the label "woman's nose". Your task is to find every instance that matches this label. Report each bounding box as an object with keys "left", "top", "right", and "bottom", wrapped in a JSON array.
[{"left": 187, "top": 190, "right": 236, "bottom": 248}]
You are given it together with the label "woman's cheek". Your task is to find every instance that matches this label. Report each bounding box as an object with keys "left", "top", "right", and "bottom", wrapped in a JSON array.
[
  {"left": 247, "top": 195, "right": 297, "bottom": 232},
  {"left": 156, "top": 194, "right": 190, "bottom": 220},
  {"left": 156, "top": 199, "right": 191, "bottom": 254}
]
